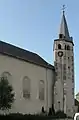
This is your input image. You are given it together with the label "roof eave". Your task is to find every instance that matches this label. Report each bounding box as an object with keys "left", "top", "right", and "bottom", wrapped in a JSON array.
[{"left": 0, "top": 52, "right": 55, "bottom": 70}]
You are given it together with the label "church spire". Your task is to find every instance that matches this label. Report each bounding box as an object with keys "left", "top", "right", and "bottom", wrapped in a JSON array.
[{"left": 59, "top": 5, "right": 70, "bottom": 39}]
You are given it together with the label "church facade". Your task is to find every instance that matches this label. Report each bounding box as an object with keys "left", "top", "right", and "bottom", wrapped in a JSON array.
[
  {"left": 0, "top": 11, "right": 76, "bottom": 117},
  {"left": 0, "top": 41, "right": 55, "bottom": 114}
]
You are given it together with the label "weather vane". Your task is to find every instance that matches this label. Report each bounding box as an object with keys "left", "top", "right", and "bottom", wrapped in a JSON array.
[{"left": 62, "top": 5, "right": 65, "bottom": 14}]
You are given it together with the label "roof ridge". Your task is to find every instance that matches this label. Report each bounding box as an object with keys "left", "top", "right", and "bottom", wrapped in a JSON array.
[{"left": 0, "top": 40, "right": 37, "bottom": 55}]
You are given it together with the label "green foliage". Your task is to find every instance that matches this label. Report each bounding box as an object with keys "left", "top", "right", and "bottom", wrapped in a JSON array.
[
  {"left": 0, "top": 113, "right": 55, "bottom": 120},
  {"left": 41, "top": 106, "right": 45, "bottom": 113},
  {"left": 51, "top": 104, "right": 55, "bottom": 115},
  {"left": 55, "top": 110, "right": 67, "bottom": 118},
  {"left": 47, "top": 104, "right": 55, "bottom": 116},
  {"left": 0, "top": 77, "right": 15, "bottom": 110},
  {"left": 0, "top": 113, "right": 69, "bottom": 120},
  {"left": 48, "top": 108, "right": 52, "bottom": 116},
  {"left": 0, "top": 112, "right": 68, "bottom": 120}
]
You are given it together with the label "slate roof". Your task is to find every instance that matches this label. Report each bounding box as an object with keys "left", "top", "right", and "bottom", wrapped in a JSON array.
[
  {"left": 0, "top": 41, "right": 54, "bottom": 70},
  {"left": 59, "top": 12, "right": 70, "bottom": 39}
]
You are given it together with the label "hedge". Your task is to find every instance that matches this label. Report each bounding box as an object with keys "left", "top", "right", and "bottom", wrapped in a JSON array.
[{"left": 0, "top": 113, "right": 69, "bottom": 120}]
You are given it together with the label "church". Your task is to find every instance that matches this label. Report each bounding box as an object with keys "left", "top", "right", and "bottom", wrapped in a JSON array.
[{"left": 0, "top": 10, "right": 77, "bottom": 117}]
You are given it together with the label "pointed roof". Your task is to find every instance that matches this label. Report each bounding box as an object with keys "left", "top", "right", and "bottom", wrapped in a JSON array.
[{"left": 59, "top": 11, "right": 70, "bottom": 39}]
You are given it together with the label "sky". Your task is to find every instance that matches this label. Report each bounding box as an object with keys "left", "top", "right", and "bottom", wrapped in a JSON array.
[{"left": 0, "top": 0, "right": 78, "bottom": 94}]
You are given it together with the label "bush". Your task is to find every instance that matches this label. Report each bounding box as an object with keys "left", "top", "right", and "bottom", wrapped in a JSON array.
[
  {"left": 41, "top": 106, "right": 45, "bottom": 113},
  {"left": 0, "top": 76, "right": 15, "bottom": 111},
  {"left": 48, "top": 108, "right": 52, "bottom": 116},
  {"left": 55, "top": 110, "right": 67, "bottom": 118},
  {"left": 0, "top": 113, "right": 54, "bottom": 120},
  {"left": 0, "top": 112, "right": 68, "bottom": 120},
  {"left": 52, "top": 104, "right": 55, "bottom": 115}
]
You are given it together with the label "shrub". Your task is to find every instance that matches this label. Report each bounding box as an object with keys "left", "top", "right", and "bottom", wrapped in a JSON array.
[
  {"left": 0, "top": 76, "right": 15, "bottom": 111},
  {"left": 41, "top": 106, "right": 45, "bottom": 113},
  {"left": 55, "top": 110, "right": 67, "bottom": 118},
  {"left": 48, "top": 108, "right": 52, "bottom": 116},
  {"left": 51, "top": 104, "right": 55, "bottom": 115}
]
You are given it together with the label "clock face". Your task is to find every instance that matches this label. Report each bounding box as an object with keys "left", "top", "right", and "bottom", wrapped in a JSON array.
[{"left": 58, "top": 51, "right": 63, "bottom": 57}]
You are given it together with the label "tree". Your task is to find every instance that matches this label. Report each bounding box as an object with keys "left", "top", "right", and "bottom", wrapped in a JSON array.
[
  {"left": 0, "top": 76, "right": 15, "bottom": 111},
  {"left": 55, "top": 110, "right": 67, "bottom": 118}
]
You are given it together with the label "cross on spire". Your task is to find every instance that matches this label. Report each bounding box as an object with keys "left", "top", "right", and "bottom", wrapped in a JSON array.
[
  {"left": 62, "top": 5, "right": 65, "bottom": 14},
  {"left": 59, "top": 5, "right": 70, "bottom": 39}
]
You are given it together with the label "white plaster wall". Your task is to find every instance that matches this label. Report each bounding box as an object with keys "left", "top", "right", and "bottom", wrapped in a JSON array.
[
  {"left": 0, "top": 54, "right": 55, "bottom": 114},
  {"left": 47, "top": 69, "right": 54, "bottom": 110}
]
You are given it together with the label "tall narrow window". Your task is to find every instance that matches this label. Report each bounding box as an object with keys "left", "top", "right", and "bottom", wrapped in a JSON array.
[
  {"left": 23, "top": 76, "right": 30, "bottom": 99},
  {"left": 63, "top": 64, "right": 66, "bottom": 80},
  {"left": 65, "top": 45, "right": 66, "bottom": 50},
  {"left": 67, "top": 45, "right": 70, "bottom": 50},
  {"left": 72, "top": 88, "right": 74, "bottom": 95},
  {"left": 39, "top": 80, "right": 44, "bottom": 100},
  {"left": 58, "top": 44, "right": 61, "bottom": 49}
]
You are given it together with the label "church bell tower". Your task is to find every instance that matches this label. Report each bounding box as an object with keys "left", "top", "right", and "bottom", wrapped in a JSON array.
[{"left": 53, "top": 8, "right": 75, "bottom": 117}]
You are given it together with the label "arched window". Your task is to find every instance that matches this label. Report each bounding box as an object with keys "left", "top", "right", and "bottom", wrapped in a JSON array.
[
  {"left": 58, "top": 44, "right": 61, "bottom": 49},
  {"left": 1, "top": 72, "right": 12, "bottom": 85},
  {"left": 22, "top": 76, "right": 31, "bottom": 99},
  {"left": 67, "top": 45, "right": 70, "bottom": 50},
  {"left": 39, "top": 80, "right": 44, "bottom": 100}
]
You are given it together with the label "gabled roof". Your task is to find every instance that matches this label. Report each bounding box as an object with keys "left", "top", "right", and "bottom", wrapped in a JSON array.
[{"left": 0, "top": 41, "right": 54, "bottom": 70}]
